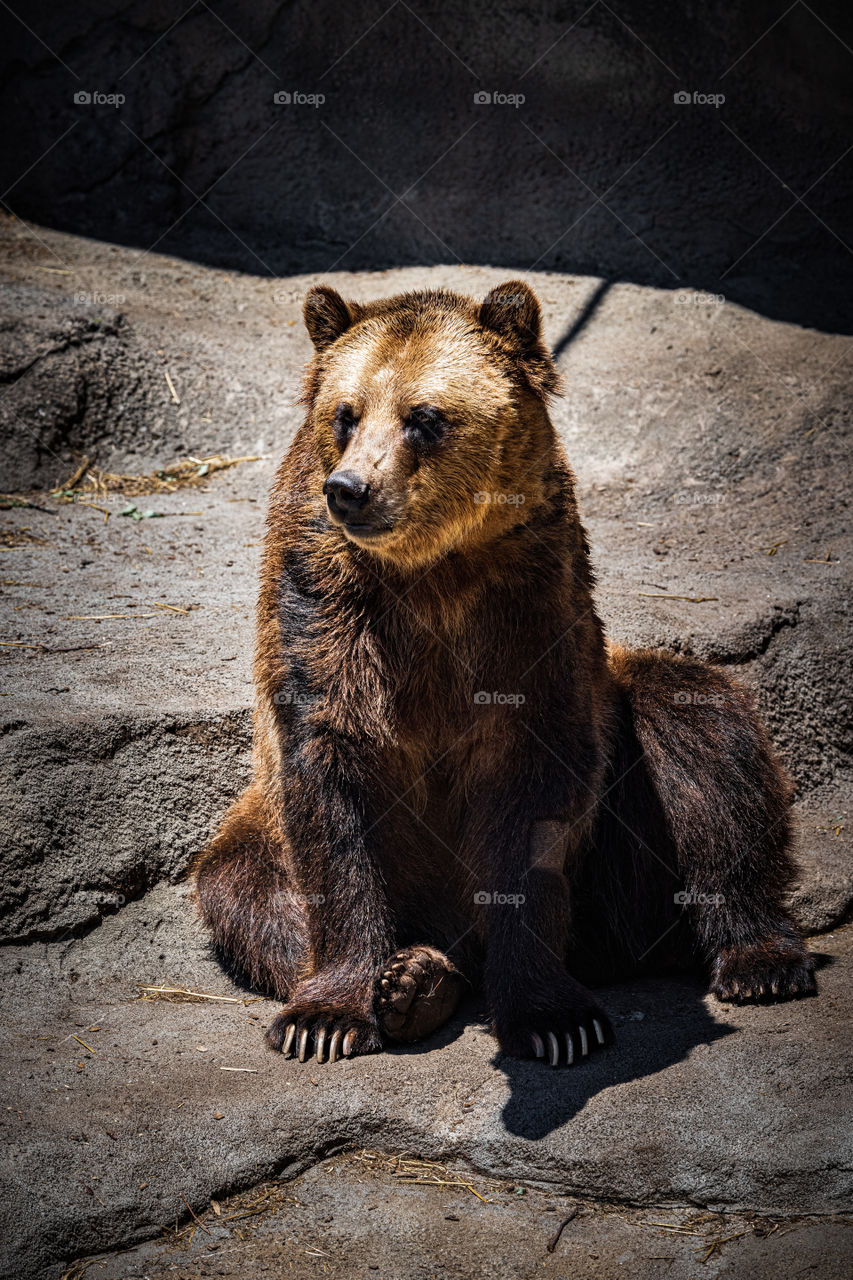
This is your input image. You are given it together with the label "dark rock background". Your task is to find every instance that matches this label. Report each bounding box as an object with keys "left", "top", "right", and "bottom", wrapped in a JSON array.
[{"left": 1, "top": 1, "right": 852, "bottom": 331}]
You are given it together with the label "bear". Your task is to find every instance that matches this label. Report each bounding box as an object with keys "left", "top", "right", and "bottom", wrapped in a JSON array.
[{"left": 194, "top": 279, "right": 816, "bottom": 1068}]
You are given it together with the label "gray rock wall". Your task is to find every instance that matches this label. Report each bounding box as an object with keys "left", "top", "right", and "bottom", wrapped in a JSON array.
[{"left": 1, "top": 1, "right": 852, "bottom": 331}]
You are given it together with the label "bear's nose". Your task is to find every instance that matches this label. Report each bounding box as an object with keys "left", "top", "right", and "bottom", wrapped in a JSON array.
[{"left": 323, "top": 470, "right": 370, "bottom": 519}]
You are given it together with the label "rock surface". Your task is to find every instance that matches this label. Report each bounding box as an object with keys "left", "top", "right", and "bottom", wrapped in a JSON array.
[
  {"left": 0, "top": 226, "right": 851, "bottom": 1278},
  {"left": 1, "top": 884, "right": 851, "bottom": 1279},
  {"left": 37, "top": 1151, "right": 853, "bottom": 1280}
]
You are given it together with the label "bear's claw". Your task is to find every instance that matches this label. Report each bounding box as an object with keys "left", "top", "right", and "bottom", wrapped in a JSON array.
[
  {"left": 268, "top": 1002, "right": 381, "bottom": 1063},
  {"left": 277, "top": 1019, "right": 360, "bottom": 1062},
  {"left": 528, "top": 1015, "right": 608, "bottom": 1067}
]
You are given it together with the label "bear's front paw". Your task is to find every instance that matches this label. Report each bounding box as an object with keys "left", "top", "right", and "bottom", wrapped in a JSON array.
[
  {"left": 266, "top": 1002, "right": 382, "bottom": 1064},
  {"left": 494, "top": 982, "right": 612, "bottom": 1067}
]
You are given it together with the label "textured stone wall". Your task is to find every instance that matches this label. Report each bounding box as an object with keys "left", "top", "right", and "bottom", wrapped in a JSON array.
[{"left": 1, "top": 1, "right": 852, "bottom": 331}]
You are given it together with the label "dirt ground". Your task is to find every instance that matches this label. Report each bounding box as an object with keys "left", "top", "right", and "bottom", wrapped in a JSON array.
[
  {"left": 0, "top": 217, "right": 851, "bottom": 1278},
  {"left": 62, "top": 1153, "right": 853, "bottom": 1280}
]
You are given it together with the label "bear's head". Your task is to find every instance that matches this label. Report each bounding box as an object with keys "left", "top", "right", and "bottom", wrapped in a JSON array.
[{"left": 301, "top": 280, "right": 561, "bottom": 569}]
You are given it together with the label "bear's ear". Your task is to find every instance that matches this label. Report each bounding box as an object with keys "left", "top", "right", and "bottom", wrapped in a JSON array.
[
  {"left": 478, "top": 280, "right": 559, "bottom": 398},
  {"left": 479, "top": 280, "right": 542, "bottom": 348},
  {"left": 303, "top": 286, "right": 361, "bottom": 352}
]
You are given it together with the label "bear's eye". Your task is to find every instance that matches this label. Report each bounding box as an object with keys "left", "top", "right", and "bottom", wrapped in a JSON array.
[
  {"left": 404, "top": 404, "right": 447, "bottom": 450},
  {"left": 333, "top": 402, "right": 358, "bottom": 446}
]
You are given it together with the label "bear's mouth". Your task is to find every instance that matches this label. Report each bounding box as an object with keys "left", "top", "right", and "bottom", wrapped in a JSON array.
[{"left": 336, "top": 518, "right": 395, "bottom": 542}]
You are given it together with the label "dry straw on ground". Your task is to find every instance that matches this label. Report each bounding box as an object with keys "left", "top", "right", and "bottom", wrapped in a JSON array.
[
  {"left": 52, "top": 453, "right": 264, "bottom": 500},
  {"left": 352, "top": 1150, "right": 495, "bottom": 1202},
  {"left": 136, "top": 983, "right": 259, "bottom": 1005}
]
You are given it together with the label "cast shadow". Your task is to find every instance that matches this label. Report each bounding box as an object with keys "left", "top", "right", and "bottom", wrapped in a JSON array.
[
  {"left": 494, "top": 973, "right": 734, "bottom": 1140},
  {"left": 385, "top": 970, "right": 737, "bottom": 1141}
]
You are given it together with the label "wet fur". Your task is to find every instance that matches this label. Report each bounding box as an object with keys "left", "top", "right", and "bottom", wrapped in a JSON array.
[{"left": 195, "top": 281, "right": 815, "bottom": 1063}]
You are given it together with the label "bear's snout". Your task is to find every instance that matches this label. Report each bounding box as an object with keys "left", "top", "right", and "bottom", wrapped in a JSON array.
[
  {"left": 324, "top": 469, "right": 369, "bottom": 516},
  {"left": 324, "top": 469, "right": 392, "bottom": 538}
]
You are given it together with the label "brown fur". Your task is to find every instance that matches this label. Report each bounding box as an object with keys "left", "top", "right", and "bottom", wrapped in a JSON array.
[{"left": 194, "top": 280, "right": 815, "bottom": 1066}]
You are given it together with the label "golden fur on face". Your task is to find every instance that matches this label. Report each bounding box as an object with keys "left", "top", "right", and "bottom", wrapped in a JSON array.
[{"left": 302, "top": 282, "right": 561, "bottom": 569}]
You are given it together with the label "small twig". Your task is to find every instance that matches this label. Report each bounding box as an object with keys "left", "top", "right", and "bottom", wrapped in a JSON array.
[
  {"left": 702, "top": 1230, "right": 748, "bottom": 1260},
  {"left": 803, "top": 546, "right": 838, "bottom": 564},
  {"left": 398, "top": 1176, "right": 487, "bottom": 1202},
  {"left": 50, "top": 643, "right": 103, "bottom": 653},
  {"left": 60, "top": 457, "right": 93, "bottom": 491},
  {"left": 136, "top": 984, "right": 245, "bottom": 1003},
  {"left": 180, "top": 1192, "right": 211, "bottom": 1236},
  {"left": 639, "top": 1221, "right": 706, "bottom": 1235},
  {"left": 0, "top": 640, "right": 104, "bottom": 655},
  {"left": 164, "top": 369, "right": 181, "bottom": 404},
  {"left": 61, "top": 613, "right": 160, "bottom": 621},
  {"left": 546, "top": 1208, "right": 578, "bottom": 1252},
  {"left": 152, "top": 601, "right": 190, "bottom": 615},
  {"left": 757, "top": 539, "right": 787, "bottom": 556},
  {"left": 220, "top": 1066, "right": 259, "bottom": 1073},
  {"left": 224, "top": 1207, "right": 274, "bottom": 1223},
  {"left": 637, "top": 593, "right": 719, "bottom": 603},
  {"left": 74, "top": 500, "right": 111, "bottom": 522},
  {"left": 72, "top": 1035, "right": 96, "bottom": 1054},
  {"left": 59, "top": 1260, "right": 98, "bottom": 1280},
  {"left": 0, "top": 494, "right": 56, "bottom": 514}
]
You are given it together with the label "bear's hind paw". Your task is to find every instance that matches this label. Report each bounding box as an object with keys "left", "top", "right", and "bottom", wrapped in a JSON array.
[
  {"left": 711, "top": 932, "right": 816, "bottom": 1003},
  {"left": 376, "top": 945, "right": 465, "bottom": 1043}
]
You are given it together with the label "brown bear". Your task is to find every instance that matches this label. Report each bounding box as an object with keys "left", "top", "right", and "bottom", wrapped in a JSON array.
[{"left": 194, "top": 280, "right": 816, "bottom": 1068}]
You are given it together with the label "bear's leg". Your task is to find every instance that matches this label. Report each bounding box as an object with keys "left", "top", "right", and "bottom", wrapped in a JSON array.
[
  {"left": 460, "top": 781, "right": 613, "bottom": 1066},
  {"left": 376, "top": 945, "right": 466, "bottom": 1042},
  {"left": 194, "top": 784, "right": 310, "bottom": 1003},
  {"left": 609, "top": 646, "right": 816, "bottom": 1003}
]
